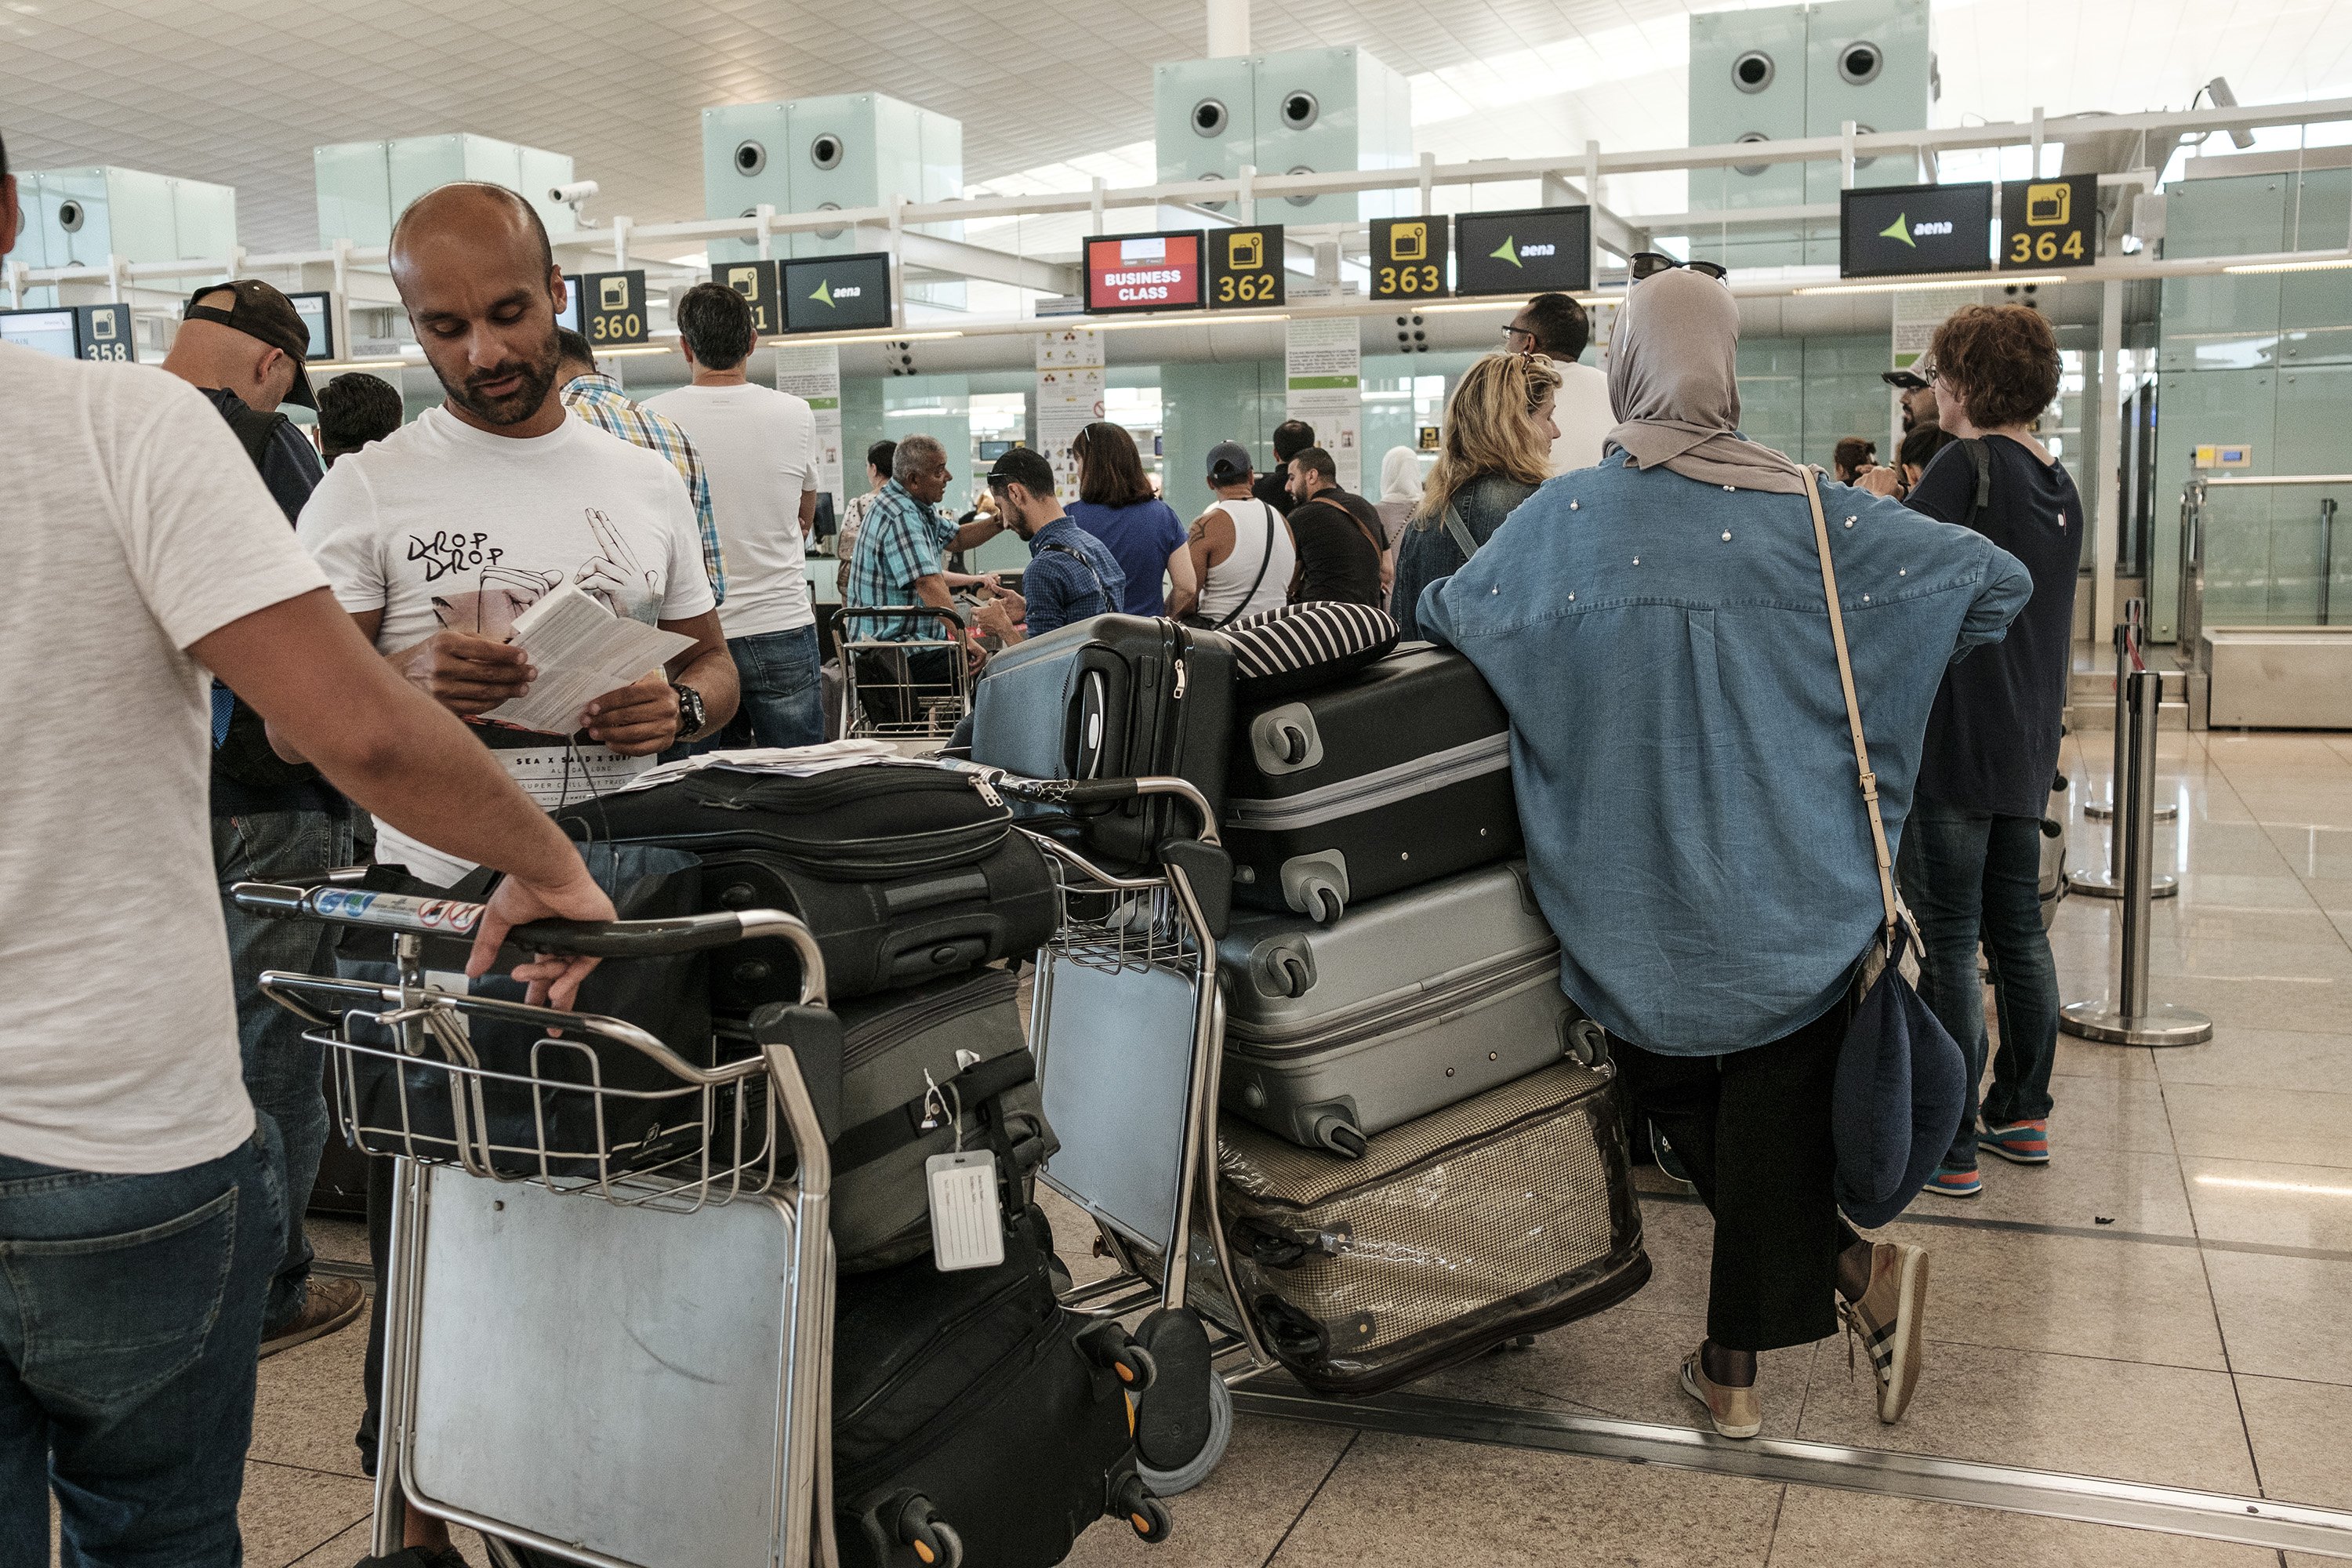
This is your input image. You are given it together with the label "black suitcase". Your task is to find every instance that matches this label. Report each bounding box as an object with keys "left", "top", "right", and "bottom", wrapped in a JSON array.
[
  {"left": 826, "top": 965, "right": 1056, "bottom": 1272},
  {"left": 833, "top": 1206, "right": 1171, "bottom": 1567},
  {"left": 1223, "top": 644, "right": 1518, "bottom": 920},
  {"left": 970, "top": 615, "right": 1235, "bottom": 864},
  {"left": 553, "top": 761, "right": 1058, "bottom": 1006}
]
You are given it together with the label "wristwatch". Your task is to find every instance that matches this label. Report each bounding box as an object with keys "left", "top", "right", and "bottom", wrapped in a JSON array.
[{"left": 670, "top": 681, "right": 706, "bottom": 739}]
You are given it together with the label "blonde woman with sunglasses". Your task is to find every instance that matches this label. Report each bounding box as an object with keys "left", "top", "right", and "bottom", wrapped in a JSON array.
[{"left": 1389, "top": 351, "right": 1563, "bottom": 639}]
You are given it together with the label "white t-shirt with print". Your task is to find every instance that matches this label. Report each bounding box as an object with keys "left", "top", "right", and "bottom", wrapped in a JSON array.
[
  {"left": 0, "top": 347, "right": 331, "bottom": 1173},
  {"left": 299, "top": 406, "right": 715, "bottom": 885},
  {"left": 643, "top": 383, "right": 818, "bottom": 641}
]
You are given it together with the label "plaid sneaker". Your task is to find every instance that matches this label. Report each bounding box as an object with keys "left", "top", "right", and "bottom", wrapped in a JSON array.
[
  {"left": 1839, "top": 1240, "right": 1930, "bottom": 1424},
  {"left": 1679, "top": 1347, "right": 1763, "bottom": 1439},
  {"left": 1980, "top": 1119, "right": 2050, "bottom": 1164},
  {"left": 1926, "top": 1162, "right": 1981, "bottom": 1198}
]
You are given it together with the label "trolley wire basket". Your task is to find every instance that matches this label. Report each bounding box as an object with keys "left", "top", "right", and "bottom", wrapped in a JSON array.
[
  {"left": 834, "top": 604, "right": 976, "bottom": 741},
  {"left": 235, "top": 880, "right": 828, "bottom": 1215}
]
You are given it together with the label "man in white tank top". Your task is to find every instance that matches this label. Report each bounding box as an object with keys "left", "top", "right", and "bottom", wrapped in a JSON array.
[{"left": 1185, "top": 440, "right": 1296, "bottom": 628}]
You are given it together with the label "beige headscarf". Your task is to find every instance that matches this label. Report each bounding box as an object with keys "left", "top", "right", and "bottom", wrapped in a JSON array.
[{"left": 1603, "top": 266, "right": 1809, "bottom": 496}]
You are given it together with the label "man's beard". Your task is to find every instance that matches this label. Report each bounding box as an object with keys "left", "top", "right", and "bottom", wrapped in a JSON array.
[{"left": 436, "top": 328, "right": 561, "bottom": 426}]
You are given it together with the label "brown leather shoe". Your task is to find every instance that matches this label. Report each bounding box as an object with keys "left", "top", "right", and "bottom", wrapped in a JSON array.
[
  {"left": 260, "top": 1275, "right": 367, "bottom": 1359},
  {"left": 1679, "top": 1348, "right": 1762, "bottom": 1439}
]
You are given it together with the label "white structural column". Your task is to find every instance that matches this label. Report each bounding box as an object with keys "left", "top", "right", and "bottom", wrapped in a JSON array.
[
  {"left": 2094, "top": 278, "right": 2123, "bottom": 633},
  {"left": 1208, "top": 0, "right": 1250, "bottom": 56}
]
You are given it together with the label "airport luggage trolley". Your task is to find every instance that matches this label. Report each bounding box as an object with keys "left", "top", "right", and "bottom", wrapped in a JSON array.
[
  {"left": 833, "top": 605, "right": 975, "bottom": 742},
  {"left": 954, "top": 768, "right": 1276, "bottom": 1491},
  {"left": 232, "top": 879, "right": 841, "bottom": 1568}
]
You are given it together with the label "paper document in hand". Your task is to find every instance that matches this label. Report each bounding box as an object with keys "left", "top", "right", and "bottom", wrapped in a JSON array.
[{"left": 486, "top": 580, "right": 695, "bottom": 736}]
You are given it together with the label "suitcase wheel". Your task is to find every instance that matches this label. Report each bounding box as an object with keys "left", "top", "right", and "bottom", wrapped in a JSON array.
[
  {"left": 890, "top": 1496, "right": 964, "bottom": 1568},
  {"left": 1311, "top": 1115, "right": 1367, "bottom": 1160},
  {"left": 1114, "top": 1475, "right": 1174, "bottom": 1544},
  {"left": 1076, "top": 1319, "right": 1159, "bottom": 1392}
]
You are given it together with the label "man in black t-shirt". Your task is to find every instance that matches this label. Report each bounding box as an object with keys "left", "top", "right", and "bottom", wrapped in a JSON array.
[
  {"left": 1254, "top": 419, "right": 1315, "bottom": 516},
  {"left": 1283, "top": 445, "right": 1387, "bottom": 608},
  {"left": 161, "top": 279, "right": 367, "bottom": 1357}
]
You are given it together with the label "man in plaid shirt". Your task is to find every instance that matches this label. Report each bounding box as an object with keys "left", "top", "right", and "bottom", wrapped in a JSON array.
[
  {"left": 556, "top": 328, "right": 727, "bottom": 604},
  {"left": 844, "top": 434, "right": 1007, "bottom": 642}
]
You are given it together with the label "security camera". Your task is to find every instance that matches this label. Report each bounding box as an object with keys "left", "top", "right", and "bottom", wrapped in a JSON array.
[
  {"left": 2204, "top": 78, "right": 2257, "bottom": 150},
  {"left": 550, "top": 180, "right": 599, "bottom": 206}
]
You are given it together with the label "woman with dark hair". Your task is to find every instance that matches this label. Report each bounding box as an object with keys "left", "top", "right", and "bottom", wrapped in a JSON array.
[
  {"left": 1388, "top": 351, "right": 1561, "bottom": 641},
  {"left": 1893, "top": 304, "right": 2080, "bottom": 1198},
  {"left": 1066, "top": 420, "right": 1196, "bottom": 618},
  {"left": 1415, "top": 266, "right": 2031, "bottom": 1441}
]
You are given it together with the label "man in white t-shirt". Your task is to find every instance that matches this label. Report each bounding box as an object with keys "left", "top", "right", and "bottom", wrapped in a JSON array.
[
  {"left": 299, "top": 183, "right": 739, "bottom": 889},
  {"left": 1507, "top": 292, "right": 1614, "bottom": 474},
  {"left": 0, "top": 143, "right": 615, "bottom": 1568},
  {"left": 646, "top": 281, "right": 824, "bottom": 749}
]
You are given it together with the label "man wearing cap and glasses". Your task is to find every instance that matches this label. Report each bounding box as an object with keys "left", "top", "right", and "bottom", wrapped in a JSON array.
[
  {"left": 163, "top": 279, "right": 371, "bottom": 1360},
  {"left": 1883, "top": 360, "right": 1941, "bottom": 437},
  {"left": 1504, "top": 289, "right": 1614, "bottom": 476}
]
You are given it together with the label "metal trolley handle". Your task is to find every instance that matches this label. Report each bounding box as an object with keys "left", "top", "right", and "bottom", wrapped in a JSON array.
[{"left": 936, "top": 763, "right": 1222, "bottom": 848}]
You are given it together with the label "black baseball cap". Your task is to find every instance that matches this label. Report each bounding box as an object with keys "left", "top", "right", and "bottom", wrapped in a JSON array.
[
  {"left": 986, "top": 445, "right": 1055, "bottom": 496},
  {"left": 1205, "top": 440, "right": 1252, "bottom": 483},
  {"left": 183, "top": 280, "right": 317, "bottom": 408},
  {"left": 1880, "top": 366, "right": 1930, "bottom": 391}
]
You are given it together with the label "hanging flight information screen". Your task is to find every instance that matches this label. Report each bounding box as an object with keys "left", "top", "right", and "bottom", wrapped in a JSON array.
[
  {"left": 782, "top": 252, "right": 893, "bottom": 333},
  {"left": 1454, "top": 206, "right": 1592, "bottom": 296},
  {"left": 1083, "top": 230, "right": 1205, "bottom": 315},
  {"left": 1838, "top": 183, "right": 1994, "bottom": 278}
]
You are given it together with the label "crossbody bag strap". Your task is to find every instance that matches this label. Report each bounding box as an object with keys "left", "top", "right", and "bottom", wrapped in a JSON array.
[
  {"left": 1036, "top": 541, "right": 1112, "bottom": 615},
  {"left": 1441, "top": 502, "right": 1481, "bottom": 564},
  {"left": 1802, "top": 468, "right": 1901, "bottom": 944}
]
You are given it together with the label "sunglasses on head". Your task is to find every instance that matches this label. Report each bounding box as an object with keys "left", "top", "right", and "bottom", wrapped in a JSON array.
[{"left": 1630, "top": 252, "right": 1730, "bottom": 283}]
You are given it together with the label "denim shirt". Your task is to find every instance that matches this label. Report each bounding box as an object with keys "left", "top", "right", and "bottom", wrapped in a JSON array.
[{"left": 1418, "top": 454, "right": 2032, "bottom": 1056}]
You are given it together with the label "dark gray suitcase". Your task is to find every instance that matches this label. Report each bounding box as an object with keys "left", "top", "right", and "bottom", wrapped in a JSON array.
[
  {"left": 1214, "top": 861, "right": 1599, "bottom": 1156},
  {"left": 824, "top": 965, "right": 1057, "bottom": 1272},
  {"left": 1224, "top": 644, "right": 1517, "bottom": 921}
]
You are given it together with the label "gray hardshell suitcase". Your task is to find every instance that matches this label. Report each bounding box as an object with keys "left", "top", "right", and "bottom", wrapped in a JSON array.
[{"left": 1214, "top": 861, "right": 1601, "bottom": 1156}]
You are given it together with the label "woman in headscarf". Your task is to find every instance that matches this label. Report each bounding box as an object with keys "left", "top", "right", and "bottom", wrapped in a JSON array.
[
  {"left": 1388, "top": 352, "right": 1560, "bottom": 640},
  {"left": 1374, "top": 445, "right": 1423, "bottom": 548},
  {"left": 1415, "top": 263, "right": 2032, "bottom": 1441}
]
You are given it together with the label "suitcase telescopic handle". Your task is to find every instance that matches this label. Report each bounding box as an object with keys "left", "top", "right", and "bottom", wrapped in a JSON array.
[{"left": 230, "top": 882, "right": 828, "bottom": 999}]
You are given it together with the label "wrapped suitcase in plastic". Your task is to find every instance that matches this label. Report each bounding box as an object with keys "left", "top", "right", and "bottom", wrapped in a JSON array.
[
  {"left": 970, "top": 615, "right": 1236, "bottom": 864},
  {"left": 834, "top": 1205, "right": 1172, "bottom": 1567},
  {"left": 826, "top": 964, "right": 1056, "bottom": 1272},
  {"left": 1223, "top": 644, "right": 1519, "bottom": 921},
  {"left": 552, "top": 760, "right": 1059, "bottom": 1005},
  {"left": 1216, "top": 861, "right": 1599, "bottom": 1156},
  {"left": 1217, "top": 1061, "right": 1650, "bottom": 1397}
]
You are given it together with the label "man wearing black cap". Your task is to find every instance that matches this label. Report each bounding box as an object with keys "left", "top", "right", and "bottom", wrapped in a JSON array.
[
  {"left": 967, "top": 448, "right": 1123, "bottom": 646},
  {"left": 1185, "top": 440, "right": 1295, "bottom": 628},
  {"left": 163, "top": 278, "right": 369, "bottom": 1360},
  {"left": 1883, "top": 363, "right": 1940, "bottom": 437}
]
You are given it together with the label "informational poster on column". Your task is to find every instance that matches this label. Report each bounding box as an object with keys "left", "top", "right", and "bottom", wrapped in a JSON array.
[
  {"left": 1035, "top": 328, "right": 1105, "bottom": 498},
  {"left": 1890, "top": 286, "right": 1979, "bottom": 372},
  {"left": 1286, "top": 316, "right": 1363, "bottom": 492},
  {"left": 775, "top": 343, "right": 845, "bottom": 510}
]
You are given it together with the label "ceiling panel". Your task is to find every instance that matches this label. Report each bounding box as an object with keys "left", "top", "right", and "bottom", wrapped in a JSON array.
[{"left": 1, "top": 0, "right": 2349, "bottom": 253}]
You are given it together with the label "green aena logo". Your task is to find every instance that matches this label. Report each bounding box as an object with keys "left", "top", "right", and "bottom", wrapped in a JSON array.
[
  {"left": 1486, "top": 234, "right": 1559, "bottom": 268},
  {"left": 1877, "top": 213, "right": 1955, "bottom": 249}
]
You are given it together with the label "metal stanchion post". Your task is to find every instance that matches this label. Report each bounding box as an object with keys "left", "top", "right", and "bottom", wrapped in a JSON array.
[
  {"left": 2060, "top": 667, "right": 2212, "bottom": 1046},
  {"left": 2085, "top": 601, "right": 2176, "bottom": 824},
  {"left": 2072, "top": 600, "right": 2177, "bottom": 898}
]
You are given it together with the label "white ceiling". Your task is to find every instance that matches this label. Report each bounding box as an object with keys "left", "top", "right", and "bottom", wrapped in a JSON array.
[{"left": 4, "top": 0, "right": 2350, "bottom": 253}]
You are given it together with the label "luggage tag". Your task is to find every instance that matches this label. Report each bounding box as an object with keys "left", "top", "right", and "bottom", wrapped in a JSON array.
[{"left": 923, "top": 1076, "right": 1005, "bottom": 1272}]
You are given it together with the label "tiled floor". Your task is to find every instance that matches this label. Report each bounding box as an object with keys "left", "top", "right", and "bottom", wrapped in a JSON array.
[{"left": 220, "top": 731, "right": 2352, "bottom": 1566}]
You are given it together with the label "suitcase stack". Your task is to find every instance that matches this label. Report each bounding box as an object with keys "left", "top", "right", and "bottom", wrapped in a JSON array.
[{"left": 1208, "top": 643, "right": 1651, "bottom": 1396}]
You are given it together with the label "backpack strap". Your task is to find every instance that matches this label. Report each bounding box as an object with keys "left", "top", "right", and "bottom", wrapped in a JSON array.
[
  {"left": 216, "top": 396, "right": 286, "bottom": 470},
  {"left": 1958, "top": 437, "right": 1994, "bottom": 527},
  {"left": 1441, "top": 503, "right": 1481, "bottom": 564}
]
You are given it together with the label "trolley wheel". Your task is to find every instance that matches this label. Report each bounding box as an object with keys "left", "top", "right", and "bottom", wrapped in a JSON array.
[
  {"left": 1137, "top": 1370, "right": 1233, "bottom": 1497},
  {"left": 891, "top": 1496, "right": 965, "bottom": 1568}
]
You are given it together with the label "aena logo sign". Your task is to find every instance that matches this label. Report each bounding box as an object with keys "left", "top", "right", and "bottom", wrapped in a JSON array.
[
  {"left": 1877, "top": 213, "right": 1955, "bottom": 249},
  {"left": 1486, "top": 235, "right": 1559, "bottom": 267},
  {"left": 808, "top": 278, "right": 865, "bottom": 308}
]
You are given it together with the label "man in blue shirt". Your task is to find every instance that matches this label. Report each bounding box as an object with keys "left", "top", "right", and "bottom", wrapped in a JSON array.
[{"left": 969, "top": 448, "right": 1124, "bottom": 644}]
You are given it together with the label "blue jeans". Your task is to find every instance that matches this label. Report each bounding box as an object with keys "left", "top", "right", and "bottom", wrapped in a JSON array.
[
  {"left": 212, "top": 808, "right": 355, "bottom": 1335},
  {"left": 0, "top": 1130, "right": 282, "bottom": 1568},
  {"left": 680, "top": 625, "right": 823, "bottom": 755},
  {"left": 1896, "top": 798, "right": 2062, "bottom": 1168}
]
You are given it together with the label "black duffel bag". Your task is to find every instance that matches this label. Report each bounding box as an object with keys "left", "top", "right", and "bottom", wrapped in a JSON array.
[
  {"left": 553, "top": 760, "right": 1059, "bottom": 1007},
  {"left": 333, "top": 844, "right": 721, "bottom": 1180}
]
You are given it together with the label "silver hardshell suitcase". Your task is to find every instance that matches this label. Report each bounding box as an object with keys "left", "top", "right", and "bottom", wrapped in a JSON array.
[{"left": 1214, "top": 861, "right": 1601, "bottom": 1156}]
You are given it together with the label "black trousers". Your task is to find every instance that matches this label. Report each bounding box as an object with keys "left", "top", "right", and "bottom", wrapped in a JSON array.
[{"left": 1616, "top": 999, "right": 1862, "bottom": 1353}]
